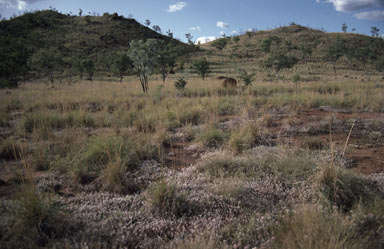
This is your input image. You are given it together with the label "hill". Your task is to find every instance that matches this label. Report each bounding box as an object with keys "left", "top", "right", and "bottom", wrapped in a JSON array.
[
  {"left": 197, "top": 24, "right": 384, "bottom": 81},
  {"left": 0, "top": 10, "right": 191, "bottom": 87}
]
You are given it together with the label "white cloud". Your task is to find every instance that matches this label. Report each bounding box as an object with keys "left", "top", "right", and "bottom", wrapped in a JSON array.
[
  {"left": 318, "top": 0, "right": 384, "bottom": 12},
  {"left": 231, "top": 30, "right": 238, "bottom": 34},
  {"left": 0, "top": 0, "right": 42, "bottom": 10},
  {"left": 167, "top": 2, "right": 187, "bottom": 13},
  {"left": 190, "top": 26, "right": 201, "bottom": 31},
  {"left": 216, "top": 21, "right": 229, "bottom": 28},
  {"left": 195, "top": 36, "right": 216, "bottom": 44},
  {"left": 354, "top": 9, "right": 384, "bottom": 19},
  {"left": 219, "top": 30, "right": 225, "bottom": 36}
]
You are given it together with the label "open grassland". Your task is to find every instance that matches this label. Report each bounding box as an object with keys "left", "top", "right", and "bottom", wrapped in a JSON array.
[{"left": 1, "top": 76, "right": 384, "bottom": 248}]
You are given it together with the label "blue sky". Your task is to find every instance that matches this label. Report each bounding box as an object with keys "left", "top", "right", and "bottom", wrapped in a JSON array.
[{"left": 1, "top": 0, "right": 383, "bottom": 43}]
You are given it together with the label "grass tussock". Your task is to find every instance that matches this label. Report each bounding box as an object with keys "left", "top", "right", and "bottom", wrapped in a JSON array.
[
  {"left": 227, "top": 122, "right": 265, "bottom": 154},
  {"left": 316, "top": 165, "right": 376, "bottom": 212},
  {"left": 0, "top": 138, "right": 26, "bottom": 160},
  {"left": 1, "top": 184, "right": 70, "bottom": 248},
  {"left": 147, "top": 180, "right": 189, "bottom": 218},
  {"left": 198, "top": 153, "right": 270, "bottom": 178},
  {"left": 273, "top": 205, "right": 377, "bottom": 249},
  {"left": 71, "top": 133, "right": 158, "bottom": 186},
  {"left": 272, "top": 152, "right": 315, "bottom": 180},
  {"left": 196, "top": 126, "right": 228, "bottom": 148}
]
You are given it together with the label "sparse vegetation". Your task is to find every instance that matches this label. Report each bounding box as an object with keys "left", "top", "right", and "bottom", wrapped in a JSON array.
[{"left": 1, "top": 12, "right": 384, "bottom": 249}]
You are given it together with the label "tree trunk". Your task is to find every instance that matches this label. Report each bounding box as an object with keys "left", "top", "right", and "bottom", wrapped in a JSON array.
[{"left": 333, "top": 61, "right": 336, "bottom": 74}]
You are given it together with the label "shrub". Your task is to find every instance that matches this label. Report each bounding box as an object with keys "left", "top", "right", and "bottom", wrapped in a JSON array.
[
  {"left": 174, "top": 77, "right": 188, "bottom": 91},
  {"left": 316, "top": 166, "right": 373, "bottom": 212},
  {"left": 147, "top": 180, "right": 189, "bottom": 218},
  {"left": 292, "top": 73, "right": 301, "bottom": 83},
  {"left": 211, "top": 38, "right": 228, "bottom": 50},
  {"left": 238, "top": 69, "right": 256, "bottom": 87}
]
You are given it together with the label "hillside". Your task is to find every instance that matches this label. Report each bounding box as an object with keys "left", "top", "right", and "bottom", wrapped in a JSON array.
[
  {"left": 0, "top": 10, "right": 191, "bottom": 86},
  {"left": 197, "top": 24, "right": 384, "bottom": 80}
]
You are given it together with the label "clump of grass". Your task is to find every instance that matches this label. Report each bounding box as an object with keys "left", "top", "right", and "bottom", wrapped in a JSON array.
[
  {"left": 5, "top": 184, "right": 69, "bottom": 247},
  {"left": 135, "top": 113, "right": 158, "bottom": 133},
  {"left": 0, "top": 112, "right": 12, "bottom": 127},
  {"left": 169, "top": 235, "right": 219, "bottom": 249},
  {"left": 219, "top": 216, "right": 265, "bottom": 249},
  {"left": 72, "top": 134, "right": 158, "bottom": 185},
  {"left": 99, "top": 158, "right": 138, "bottom": 194},
  {"left": 228, "top": 122, "right": 264, "bottom": 154},
  {"left": 178, "top": 106, "right": 205, "bottom": 126},
  {"left": 22, "top": 111, "right": 95, "bottom": 134},
  {"left": 211, "top": 177, "right": 245, "bottom": 198},
  {"left": 162, "top": 111, "right": 180, "bottom": 131},
  {"left": 217, "top": 99, "right": 237, "bottom": 116},
  {"left": 198, "top": 153, "right": 270, "bottom": 178},
  {"left": 196, "top": 126, "right": 228, "bottom": 148},
  {"left": 351, "top": 196, "right": 384, "bottom": 249},
  {"left": 316, "top": 165, "right": 374, "bottom": 212},
  {"left": 272, "top": 152, "right": 315, "bottom": 180},
  {"left": 0, "top": 138, "right": 25, "bottom": 160},
  {"left": 301, "top": 137, "right": 327, "bottom": 150},
  {"left": 147, "top": 180, "right": 189, "bottom": 218},
  {"left": 273, "top": 205, "right": 369, "bottom": 249}
]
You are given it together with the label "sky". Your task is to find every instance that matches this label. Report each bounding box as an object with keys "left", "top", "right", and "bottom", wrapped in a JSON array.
[{"left": 0, "top": 0, "right": 383, "bottom": 43}]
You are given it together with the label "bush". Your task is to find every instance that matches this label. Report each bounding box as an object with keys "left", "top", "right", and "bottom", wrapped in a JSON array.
[
  {"left": 174, "top": 77, "right": 188, "bottom": 91},
  {"left": 0, "top": 78, "right": 18, "bottom": 88},
  {"left": 211, "top": 38, "right": 228, "bottom": 50},
  {"left": 238, "top": 69, "right": 256, "bottom": 87},
  {"left": 292, "top": 73, "right": 301, "bottom": 83},
  {"left": 147, "top": 180, "right": 189, "bottom": 218}
]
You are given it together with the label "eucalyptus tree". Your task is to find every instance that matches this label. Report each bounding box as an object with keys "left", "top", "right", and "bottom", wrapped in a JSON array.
[{"left": 128, "top": 39, "right": 160, "bottom": 93}]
